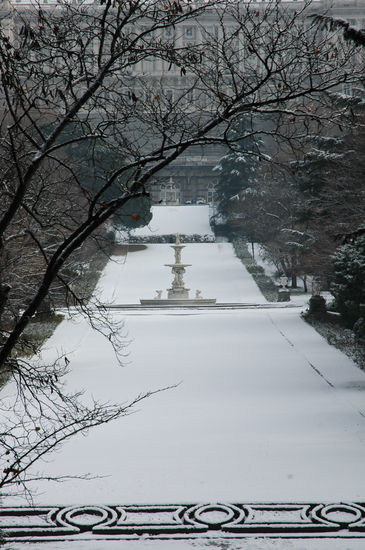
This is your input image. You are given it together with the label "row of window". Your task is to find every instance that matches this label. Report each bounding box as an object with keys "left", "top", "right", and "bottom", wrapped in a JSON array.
[
  {"left": 118, "top": 87, "right": 211, "bottom": 105},
  {"left": 150, "top": 25, "right": 242, "bottom": 45}
]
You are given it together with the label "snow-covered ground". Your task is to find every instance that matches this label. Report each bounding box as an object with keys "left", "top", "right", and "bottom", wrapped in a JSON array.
[
  {"left": 97, "top": 243, "right": 265, "bottom": 304},
  {"left": 8, "top": 538, "right": 365, "bottom": 550},
  {"left": 4, "top": 207, "right": 365, "bottom": 550},
  {"left": 116, "top": 205, "right": 214, "bottom": 240},
  {"left": 10, "top": 305, "right": 365, "bottom": 507}
]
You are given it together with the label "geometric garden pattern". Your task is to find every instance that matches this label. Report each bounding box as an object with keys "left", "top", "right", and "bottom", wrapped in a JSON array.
[{"left": 2, "top": 502, "right": 365, "bottom": 542}]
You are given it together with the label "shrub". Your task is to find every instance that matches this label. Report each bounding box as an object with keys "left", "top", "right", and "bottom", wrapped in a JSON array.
[
  {"left": 245, "top": 263, "right": 265, "bottom": 275},
  {"left": 331, "top": 235, "right": 365, "bottom": 328}
]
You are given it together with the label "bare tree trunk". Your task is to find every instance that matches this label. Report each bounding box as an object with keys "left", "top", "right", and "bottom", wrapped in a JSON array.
[{"left": 303, "top": 274, "right": 308, "bottom": 293}]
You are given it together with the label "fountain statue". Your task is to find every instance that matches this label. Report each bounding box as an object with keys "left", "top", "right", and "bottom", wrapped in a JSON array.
[
  {"left": 140, "top": 234, "right": 216, "bottom": 306},
  {"left": 164, "top": 233, "right": 191, "bottom": 300}
]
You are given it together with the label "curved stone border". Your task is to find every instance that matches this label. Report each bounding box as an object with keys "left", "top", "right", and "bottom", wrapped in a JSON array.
[{"left": 1, "top": 502, "right": 365, "bottom": 541}]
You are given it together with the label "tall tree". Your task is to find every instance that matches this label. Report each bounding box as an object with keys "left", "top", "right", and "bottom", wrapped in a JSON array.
[
  {"left": 331, "top": 234, "right": 365, "bottom": 329},
  {"left": 292, "top": 110, "right": 365, "bottom": 282},
  {"left": 214, "top": 117, "right": 260, "bottom": 222}
]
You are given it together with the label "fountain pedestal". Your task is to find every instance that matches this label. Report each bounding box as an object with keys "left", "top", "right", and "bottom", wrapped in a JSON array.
[{"left": 164, "top": 238, "right": 191, "bottom": 299}]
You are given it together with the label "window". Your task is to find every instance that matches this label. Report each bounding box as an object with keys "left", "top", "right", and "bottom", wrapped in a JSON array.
[
  {"left": 184, "top": 26, "right": 196, "bottom": 40},
  {"left": 343, "top": 83, "right": 353, "bottom": 96}
]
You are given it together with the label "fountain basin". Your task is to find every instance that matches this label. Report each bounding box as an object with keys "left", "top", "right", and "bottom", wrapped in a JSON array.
[{"left": 140, "top": 298, "right": 217, "bottom": 306}]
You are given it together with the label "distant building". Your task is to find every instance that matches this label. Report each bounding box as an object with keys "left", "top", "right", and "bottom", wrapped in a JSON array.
[
  {"left": 3, "top": 0, "right": 365, "bottom": 203},
  {"left": 149, "top": 148, "right": 222, "bottom": 205}
]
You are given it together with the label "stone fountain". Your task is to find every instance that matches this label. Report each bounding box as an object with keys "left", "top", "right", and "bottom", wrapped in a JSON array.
[
  {"left": 140, "top": 234, "right": 216, "bottom": 306},
  {"left": 165, "top": 233, "right": 191, "bottom": 300}
]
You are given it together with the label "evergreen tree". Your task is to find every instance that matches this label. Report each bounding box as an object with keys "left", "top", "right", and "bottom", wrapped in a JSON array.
[
  {"left": 213, "top": 120, "right": 260, "bottom": 221},
  {"left": 331, "top": 234, "right": 365, "bottom": 328},
  {"left": 60, "top": 122, "right": 152, "bottom": 230},
  {"left": 292, "top": 115, "right": 365, "bottom": 283}
]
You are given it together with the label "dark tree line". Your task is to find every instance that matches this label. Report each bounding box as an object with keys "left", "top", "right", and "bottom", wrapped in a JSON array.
[{"left": 217, "top": 99, "right": 365, "bottom": 328}]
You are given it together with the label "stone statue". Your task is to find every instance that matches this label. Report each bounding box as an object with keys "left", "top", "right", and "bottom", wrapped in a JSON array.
[
  {"left": 278, "top": 275, "right": 290, "bottom": 302},
  {"left": 154, "top": 290, "right": 163, "bottom": 299},
  {"left": 195, "top": 290, "right": 202, "bottom": 299},
  {"left": 280, "top": 275, "right": 288, "bottom": 289}
]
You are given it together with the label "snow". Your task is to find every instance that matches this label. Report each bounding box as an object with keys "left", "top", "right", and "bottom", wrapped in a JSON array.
[
  {"left": 97, "top": 243, "right": 265, "bottom": 304},
  {"left": 6, "top": 538, "right": 365, "bottom": 550},
  {"left": 11, "top": 306, "right": 365, "bottom": 507},
  {"left": 3, "top": 206, "right": 365, "bottom": 550},
  {"left": 116, "top": 205, "right": 214, "bottom": 240}
]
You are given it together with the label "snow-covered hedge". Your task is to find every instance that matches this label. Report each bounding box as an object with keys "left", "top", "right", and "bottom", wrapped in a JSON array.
[{"left": 125, "top": 233, "right": 215, "bottom": 243}]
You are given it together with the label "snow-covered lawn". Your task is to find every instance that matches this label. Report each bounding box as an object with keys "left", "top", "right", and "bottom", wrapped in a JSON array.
[
  {"left": 6, "top": 207, "right": 365, "bottom": 550},
  {"left": 8, "top": 537, "right": 365, "bottom": 550},
  {"left": 8, "top": 307, "right": 365, "bottom": 506},
  {"left": 117, "top": 205, "right": 214, "bottom": 240},
  {"left": 7, "top": 221, "right": 365, "bottom": 504},
  {"left": 97, "top": 243, "right": 265, "bottom": 304},
  {"left": 4, "top": 206, "right": 365, "bottom": 549}
]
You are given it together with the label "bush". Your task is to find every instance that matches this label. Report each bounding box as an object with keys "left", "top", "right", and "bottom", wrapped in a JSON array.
[
  {"left": 125, "top": 233, "right": 215, "bottom": 244},
  {"left": 246, "top": 263, "right": 265, "bottom": 275},
  {"left": 307, "top": 295, "right": 327, "bottom": 317},
  {"left": 354, "top": 317, "right": 365, "bottom": 340},
  {"left": 353, "top": 304, "right": 365, "bottom": 341},
  {"left": 331, "top": 235, "right": 365, "bottom": 328}
]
